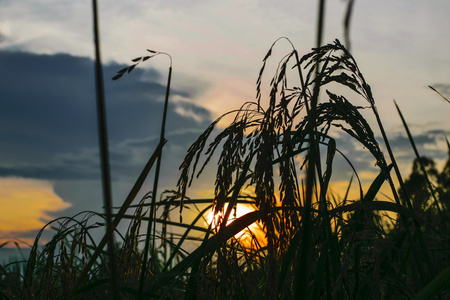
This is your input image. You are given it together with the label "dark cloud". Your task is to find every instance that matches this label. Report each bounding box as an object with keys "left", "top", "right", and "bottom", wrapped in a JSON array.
[
  {"left": 325, "top": 134, "right": 380, "bottom": 182},
  {"left": 0, "top": 51, "right": 212, "bottom": 183},
  {"left": 316, "top": 128, "right": 449, "bottom": 183},
  {"left": 385, "top": 130, "right": 449, "bottom": 161},
  {"left": 0, "top": 52, "right": 97, "bottom": 165}
]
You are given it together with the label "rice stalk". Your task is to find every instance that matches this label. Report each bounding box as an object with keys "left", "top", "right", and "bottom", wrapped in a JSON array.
[
  {"left": 138, "top": 53, "right": 172, "bottom": 300},
  {"left": 3, "top": 27, "right": 449, "bottom": 299},
  {"left": 67, "top": 140, "right": 164, "bottom": 299},
  {"left": 91, "top": 0, "right": 118, "bottom": 297}
]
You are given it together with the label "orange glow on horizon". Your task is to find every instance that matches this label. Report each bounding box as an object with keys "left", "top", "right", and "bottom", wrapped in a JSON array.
[{"left": 0, "top": 177, "right": 71, "bottom": 247}]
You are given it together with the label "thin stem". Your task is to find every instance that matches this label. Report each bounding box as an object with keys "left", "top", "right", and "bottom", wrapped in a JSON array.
[
  {"left": 372, "top": 104, "right": 436, "bottom": 283},
  {"left": 138, "top": 64, "right": 172, "bottom": 299},
  {"left": 66, "top": 141, "right": 164, "bottom": 300},
  {"left": 394, "top": 100, "right": 444, "bottom": 219},
  {"left": 295, "top": 0, "right": 325, "bottom": 298},
  {"left": 92, "top": 0, "right": 118, "bottom": 298}
]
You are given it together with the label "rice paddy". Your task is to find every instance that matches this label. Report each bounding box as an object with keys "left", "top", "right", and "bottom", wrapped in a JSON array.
[{"left": 1, "top": 1, "right": 449, "bottom": 299}]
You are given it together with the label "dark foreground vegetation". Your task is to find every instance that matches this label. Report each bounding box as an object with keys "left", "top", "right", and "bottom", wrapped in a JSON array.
[{"left": 1, "top": 37, "right": 450, "bottom": 299}]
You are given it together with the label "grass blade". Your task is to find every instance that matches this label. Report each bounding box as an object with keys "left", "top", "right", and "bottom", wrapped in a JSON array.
[
  {"left": 394, "top": 100, "right": 444, "bottom": 219},
  {"left": 413, "top": 266, "right": 450, "bottom": 300},
  {"left": 67, "top": 141, "right": 164, "bottom": 299}
]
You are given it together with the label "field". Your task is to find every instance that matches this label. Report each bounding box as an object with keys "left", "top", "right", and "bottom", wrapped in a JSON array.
[{"left": 1, "top": 1, "right": 450, "bottom": 299}]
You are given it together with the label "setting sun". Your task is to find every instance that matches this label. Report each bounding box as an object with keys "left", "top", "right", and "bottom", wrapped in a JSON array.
[{"left": 206, "top": 203, "right": 267, "bottom": 250}]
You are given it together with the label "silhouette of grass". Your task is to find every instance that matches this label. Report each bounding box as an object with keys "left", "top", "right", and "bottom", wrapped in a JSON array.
[
  {"left": 2, "top": 36, "right": 450, "bottom": 299},
  {"left": 2, "top": 2, "right": 450, "bottom": 299}
]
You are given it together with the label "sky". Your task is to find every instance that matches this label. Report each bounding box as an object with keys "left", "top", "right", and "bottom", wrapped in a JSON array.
[{"left": 0, "top": 0, "right": 449, "bottom": 253}]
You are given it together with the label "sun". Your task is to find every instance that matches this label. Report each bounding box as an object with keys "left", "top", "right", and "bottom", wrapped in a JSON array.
[{"left": 206, "top": 203, "right": 267, "bottom": 250}]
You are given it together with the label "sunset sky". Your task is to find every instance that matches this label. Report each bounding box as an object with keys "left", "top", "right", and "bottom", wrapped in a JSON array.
[{"left": 0, "top": 0, "right": 449, "bottom": 252}]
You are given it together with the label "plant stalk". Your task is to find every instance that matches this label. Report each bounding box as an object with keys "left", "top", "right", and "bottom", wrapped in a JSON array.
[
  {"left": 138, "top": 65, "right": 172, "bottom": 299},
  {"left": 295, "top": 0, "right": 325, "bottom": 298},
  {"left": 92, "top": 0, "right": 118, "bottom": 298}
]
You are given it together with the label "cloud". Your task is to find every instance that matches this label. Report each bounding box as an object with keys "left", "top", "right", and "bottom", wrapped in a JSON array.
[
  {"left": 2, "top": 49, "right": 444, "bottom": 187},
  {"left": 0, "top": 50, "right": 217, "bottom": 250},
  {"left": 312, "top": 127, "right": 450, "bottom": 185},
  {"left": 386, "top": 130, "right": 449, "bottom": 161},
  {"left": 0, "top": 50, "right": 212, "bottom": 183}
]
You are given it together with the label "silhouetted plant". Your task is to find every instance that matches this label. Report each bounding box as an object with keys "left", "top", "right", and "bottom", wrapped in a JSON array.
[
  {"left": 2, "top": 34, "right": 450, "bottom": 300},
  {"left": 173, "top": 38, "right": 447, "bottom": 299}
]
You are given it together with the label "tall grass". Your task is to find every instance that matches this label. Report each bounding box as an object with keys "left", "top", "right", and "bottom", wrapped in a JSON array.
[
  {"left": 174, "top": 38, "right": 449, "bottom": 299},
  {"left": 91, "top": 0, "right": 118, "bottom": 297},
  {"left": 2, "top": 11, "right": 450, "bottom": 300}
]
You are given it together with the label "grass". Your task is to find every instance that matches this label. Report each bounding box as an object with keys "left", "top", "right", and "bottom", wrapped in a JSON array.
[
  {"left": 1, "top": 1, "right": 450, "bottom": 298},
  {"left": 1, "top": 37, "right": 449, "bottom": 299}
]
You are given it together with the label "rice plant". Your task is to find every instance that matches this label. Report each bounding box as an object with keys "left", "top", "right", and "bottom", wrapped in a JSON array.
[
  {"left": 2, "top": 36, "right": 450, "bottom": 299},
  {"left": 2, "top": 26, "right": 450, "bottom": 300},
  {"left": 173, "top": 38, "right": 450, "bottom": 299}
]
